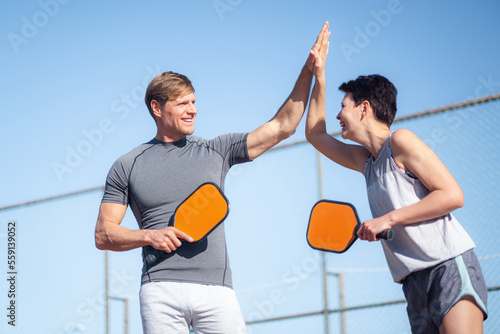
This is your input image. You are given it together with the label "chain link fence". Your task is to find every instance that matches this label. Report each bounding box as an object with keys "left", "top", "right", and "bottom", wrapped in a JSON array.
[{"left": 0, "top": 95, "right": 499, "bottom": 333}]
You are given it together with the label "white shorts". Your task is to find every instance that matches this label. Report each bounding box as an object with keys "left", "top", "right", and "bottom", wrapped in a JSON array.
[{"left": 140, "top": 281, "right": 247, "bottom": 334}]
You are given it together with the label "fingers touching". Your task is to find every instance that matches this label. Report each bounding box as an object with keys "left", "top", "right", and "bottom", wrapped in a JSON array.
[{"left": 308, "top": 22, "right": 331, "bottom": 74}]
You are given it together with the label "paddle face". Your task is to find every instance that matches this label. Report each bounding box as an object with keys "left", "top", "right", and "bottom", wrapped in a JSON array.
[
  {"left": 306, "top": 200, "right": 360, "bottom": 253},
  {"left": 174, "top": 182, "right": 229, "bottom": 242}
]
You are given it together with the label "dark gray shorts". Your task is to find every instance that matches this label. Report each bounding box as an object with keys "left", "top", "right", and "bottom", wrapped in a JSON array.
[{"left": 402, "top": 249, "right": 488, "bottom": 334}]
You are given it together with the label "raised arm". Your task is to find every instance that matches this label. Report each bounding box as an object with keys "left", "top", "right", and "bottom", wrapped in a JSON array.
[
  {"left": 305, "top": 27, "right": 369, "bottom": 173},
  {"left": 95, "top": 202, "right": 193, "bottom": 252},
  {"left": 246, "top": 22, "right": 330, "bottom": 160}
]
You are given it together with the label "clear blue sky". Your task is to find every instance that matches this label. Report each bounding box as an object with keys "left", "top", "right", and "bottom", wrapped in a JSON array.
[
  {"left": 1, "top": 0, "right": 500, "bottom": 207},
  {"left": 1, "top": 1, "right": 499, "bottom": 333}
]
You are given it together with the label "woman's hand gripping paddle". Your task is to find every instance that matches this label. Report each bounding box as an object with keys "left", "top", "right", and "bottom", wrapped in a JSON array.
[{"left": 306, "top": 200, "right": 393, "bottom": 253}]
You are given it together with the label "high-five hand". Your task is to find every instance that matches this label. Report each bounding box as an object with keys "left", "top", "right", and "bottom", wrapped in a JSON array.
[
  {"left": 310, "top": 23, "right": 331, "bottom": 78},
  {"left": 306, "top": 21, "right": 330, "bottom": 73}
]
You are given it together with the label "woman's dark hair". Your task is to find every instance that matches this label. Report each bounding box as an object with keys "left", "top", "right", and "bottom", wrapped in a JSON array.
[{"left": 339, "top": 74, "right": 397, "bottom": 126}]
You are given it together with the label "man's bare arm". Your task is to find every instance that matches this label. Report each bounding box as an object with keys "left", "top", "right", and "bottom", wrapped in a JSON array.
[
  {"left": 94, "top": 202, "right": 193, "bottom": 252},
  {"left": 247, "top": 22, "right": 330, "bottom": 160}
]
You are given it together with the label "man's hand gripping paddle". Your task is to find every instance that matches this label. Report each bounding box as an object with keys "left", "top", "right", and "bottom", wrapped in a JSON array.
[
  {"left": 306, "top": 200, "right": 393, "bottom": 253},
  {"left": 145, "top": 182, "right": 229, "bottom": 265}
]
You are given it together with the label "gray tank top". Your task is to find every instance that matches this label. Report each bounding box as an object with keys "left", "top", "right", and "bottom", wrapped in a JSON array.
[{"left": 364, "top": 135, "right": 475, "bottom": 283}]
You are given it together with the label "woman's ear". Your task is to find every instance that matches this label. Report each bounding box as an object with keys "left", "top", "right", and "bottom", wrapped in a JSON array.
[{"left": 360, "top": 100, "right": 371, "bottom": 119}]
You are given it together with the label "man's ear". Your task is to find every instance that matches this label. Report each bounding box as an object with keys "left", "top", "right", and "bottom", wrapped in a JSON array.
[{"left": 151, "top": 100, "right": 162, "bottom": 118}]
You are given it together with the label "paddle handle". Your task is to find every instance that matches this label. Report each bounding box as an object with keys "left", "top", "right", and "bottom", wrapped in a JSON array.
[
  {"left": 355, "top": 224, "right": 394, "bottom": 241},
  {"left": 376, "top": 229, "right": 394, "bottom": 240},
  {"left": 145, "top": 250, "right": 162, "bottom": 266}
]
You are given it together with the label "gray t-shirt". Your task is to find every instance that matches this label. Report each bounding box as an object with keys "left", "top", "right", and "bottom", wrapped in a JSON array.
[{"left": 102, "top": 134, "right": 251, "bottom": 288}]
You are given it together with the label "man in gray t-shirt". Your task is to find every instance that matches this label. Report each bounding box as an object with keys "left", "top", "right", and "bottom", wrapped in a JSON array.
[
  {"left": 94, "top": 22, "right": 330, "bottom": 334},
  {"left": 102, "top": 134, "right": 250, "bottom": 288}
]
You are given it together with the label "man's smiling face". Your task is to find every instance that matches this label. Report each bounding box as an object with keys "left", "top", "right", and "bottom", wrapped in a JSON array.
[{"left": 156, "top": 92, "right": 197, "bottom": 141}]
